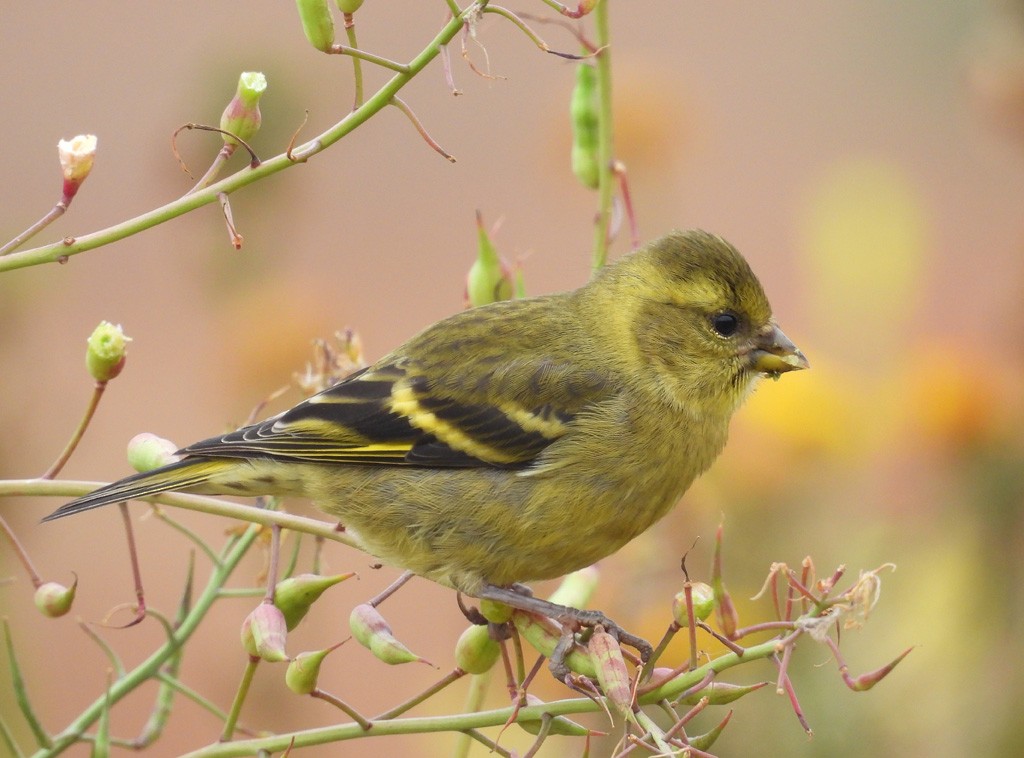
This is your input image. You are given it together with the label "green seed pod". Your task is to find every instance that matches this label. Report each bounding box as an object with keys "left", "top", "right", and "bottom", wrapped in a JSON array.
[
  {"left": 295, "top": 0, "right": 335, "bottom": 52},
  {"left": 220, "top": 72, "right": 267, "bottom": 146},
  {"left": 334, "top": 0, "right": 364, "bottom": 12},
  {"left": 241, "top": 603, "right": 288, "bottom": 662},
  {"left": 349, "top": 604, "right": 427, "bottom": 665},
  {"left": 570, "top": 62, "right": 600, "bottom": 190},
  {"left": 454, "top": 624, "right": 501, "bottom": 675},
  {"left": 86, "top": 322, "right": 130, "bottom": 382},
  {"left": 672, "top": 581, "right": 715, "bottom": 625},
  {"left": 126, "top": 432, "right": 180, "bottom": 473},
  {"left": 34, "top": 577, "right": 77, "bottom": 618},
  {"left": 465, "top": 211, "right": 513, "bottom": 308},
  {"left": 478, "top": 598, "right": 513, "bottom": 624},
  {"left": 285, "top": 647, "right": 334, "bottom": 695},
  {"left": 677, "top": 680, "right": 768, "bottom": 706},
  {"left": 274, "top": 572, "right": 355, "bottom": 631},
  {"left": 589, "top": 627, "right": 632, "bottom": 717},
  {"left": 511, "top": 610, "right": 596, "bottom": 678},
  {"left": 688, "top": 710, "right": 732, "bottom": 751}
]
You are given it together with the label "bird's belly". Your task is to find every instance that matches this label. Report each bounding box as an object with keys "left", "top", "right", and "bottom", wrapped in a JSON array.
[{"left": 304, "top": 456, "right": 693, "bottom": 595}]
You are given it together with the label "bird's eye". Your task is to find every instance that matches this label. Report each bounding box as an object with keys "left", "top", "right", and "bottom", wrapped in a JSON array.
[{"left": 711, "top": 312, "right": 740, "bottom": 337}]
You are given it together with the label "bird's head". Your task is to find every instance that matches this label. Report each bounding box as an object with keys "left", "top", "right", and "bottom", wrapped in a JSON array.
[{"left": 587, "top": 230, "right": 808, "bottom": 417}]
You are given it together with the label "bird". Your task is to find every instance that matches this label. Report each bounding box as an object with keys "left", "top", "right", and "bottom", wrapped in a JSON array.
[{"left": 45, "top": 230, "right": 807, "bottom": 651}]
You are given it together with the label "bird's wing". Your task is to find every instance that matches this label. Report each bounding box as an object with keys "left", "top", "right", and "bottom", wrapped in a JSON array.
[{"left": 179, "top": 356, "right": 615, "bottom": 469}]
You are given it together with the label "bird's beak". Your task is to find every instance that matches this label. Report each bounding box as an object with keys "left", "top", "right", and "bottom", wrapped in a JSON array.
[{"left": 748, "top": 323, "right": 809, "bottom": 376}]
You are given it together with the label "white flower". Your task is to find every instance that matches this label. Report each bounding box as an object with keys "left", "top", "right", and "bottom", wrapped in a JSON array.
[{"left": 57, "top": 134, "right": 98, "bottom": 183}]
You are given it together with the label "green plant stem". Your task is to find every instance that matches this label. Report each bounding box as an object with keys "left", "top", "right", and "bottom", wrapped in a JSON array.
[
  {"left": 34, "top": 523, "right": 264, "bottom": 756},
  {"left": 189, "top": 146, "right": 234, "bottom": 194},
  {"left": 152, "top": 509, "right": 223, "bottom": 568},
  {"left": 154, "top": 672, "right": 241, "bottom": 731},
  {"left": 374, "top": 669, "right": 466, "bottom": 720},
  {"left": 3, "top": 620, "right": 51, "bottom": 749},
  {"left": 221, "top": 658, "right": 260, "bottom": 742},
  {"left": 0, "top": 479, "right": 359, "bottom": 548},
  {"left": 180, "top": 636, "right": 784, "bottom": 758},
  {"left": 450, "top": 670, "right": 491, "bottom": 758},
  {"left": 343, "top": 17, "right": 364, "bottom": 108},
  {"left": 0, "top": 712, "right": 23, "bottom": 758},
  {"left": 40, "top": 381, "right": 106, "bottom": 480},
  {"left": 590, "top": 0, "right": 614, "bottom": 271},
  {"left": 0, "top": 6, "right": 475, "bottom": 275}
]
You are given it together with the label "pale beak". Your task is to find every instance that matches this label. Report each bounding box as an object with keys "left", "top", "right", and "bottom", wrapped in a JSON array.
[{"left": 747, "top": 324, "right": 809, "bottom": 375}]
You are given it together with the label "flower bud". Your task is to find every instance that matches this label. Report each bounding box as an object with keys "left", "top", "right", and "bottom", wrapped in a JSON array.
[
  {"left": 465, "top": 211, "right": 513, "bottom": 308},
  {"left": 335, "top": 0, "right": 364, "bottom": 12},
  {"left": 285, "top": 646, "right": 337, "bottom": 695},
  {"left": 296, "top": 0, "right": 335, "bottom": 52},
  {"left": 274, "top": 572, "right": 355, "bottom": 631},
  {"left": 349, "top": 604, "right": 428, "bottom": 665},
  {"left": 34, "top": 576, "right": 78, "bottom": 618},
  {"left": 672, "top": 581, "right": 715, "bottom": 626},
  {"left": 570, "top": 62, "right": 600, "bottom": 190},
  {"left": 241, "top": 603, "right": 288, "bottom": 662},
  {"left": 86, "top": 321, "right": 130, "bottom": 382},
  {"left": 547, "top": 565, "right": 600, "bottom": 609},
  {"left": 58, "top": 134, "right": 97, "bottom": 201},
  {"left": 126, "top": 433, "right": 180, "bottom": 473},
  {"left": 454, "top": 624, "right": 500, "bottom": 675},
  {"left": 220, "top": 72, "right": 267, "bottom": 146}
]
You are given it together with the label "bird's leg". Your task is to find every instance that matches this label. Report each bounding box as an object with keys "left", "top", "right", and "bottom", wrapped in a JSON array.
[{"left": 476, "top": 583, "right": 654, "bottom": 672}]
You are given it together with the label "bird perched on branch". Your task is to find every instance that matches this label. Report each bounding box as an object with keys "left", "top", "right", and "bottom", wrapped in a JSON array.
[{"left": 45, "top": 230, "right": 807, "bottom": 655}]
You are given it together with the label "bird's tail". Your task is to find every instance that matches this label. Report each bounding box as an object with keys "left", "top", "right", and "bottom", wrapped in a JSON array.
[{"left": 43, "top": 458, "right": 234, "bottom": 522}]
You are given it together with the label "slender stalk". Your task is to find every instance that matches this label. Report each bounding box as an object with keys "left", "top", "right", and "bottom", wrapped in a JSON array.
[
  {"left": 590, "top": 0, "right": 614, "bottom": 271},
  {"left": 342, "top": 17, "right": 365, "bottom": 109},
  {"left": 35, "top": 523, "right": 264, "bottom": 755},
  {"left": 40, "top": 382, "right": 106, "bottom": 479},
  {"left": 0, "top": 8, "right": 474, "bottom": 275},
  {"left": 221, "top": 658, "right": 260, "bottom": 742},
  {"left": 0, "top": 514, "right": 43, "bottom": 586},
  {"left": 375, "top": 670, "right": 466, "bottom": 721},
  {"left": 0, "top": 201, "right": 67, "bottom": 257}
]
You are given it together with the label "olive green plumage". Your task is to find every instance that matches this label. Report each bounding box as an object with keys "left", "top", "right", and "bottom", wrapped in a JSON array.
[{"left": 46, "top": 230, "right": 807, "bottom": 596}]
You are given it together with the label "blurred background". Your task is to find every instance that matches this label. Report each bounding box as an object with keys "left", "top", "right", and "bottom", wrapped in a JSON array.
[{"left": 2, "top": 1, "right": 1023, "bottom": 755}]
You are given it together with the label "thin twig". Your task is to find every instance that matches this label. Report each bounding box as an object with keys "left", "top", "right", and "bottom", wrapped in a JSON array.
[{"left": 389, "top": 96, "right": 456, "bottom": 162}]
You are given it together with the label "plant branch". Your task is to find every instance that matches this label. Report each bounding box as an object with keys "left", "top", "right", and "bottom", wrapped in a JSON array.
[{"left": 0, "top": 7, "right": 475, "bottom": 275}]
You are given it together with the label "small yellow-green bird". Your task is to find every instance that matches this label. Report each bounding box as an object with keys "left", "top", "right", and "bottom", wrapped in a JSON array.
[{"left": 46, "top": 230, "right": 806, "bottom": 641}]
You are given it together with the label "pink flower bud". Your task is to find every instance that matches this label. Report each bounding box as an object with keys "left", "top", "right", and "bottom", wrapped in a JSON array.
[
  {"left": 220, "top": 72, "right": 266, "bottom": 146},
  {"left": 58, "top": 134, "right": 97, "bottom": 201},
  {"left": 241, "top": 603, "right": 288, "bottom": 662},
  {"left": 348, "top": 604, "right": 429, "bottom": 666}
]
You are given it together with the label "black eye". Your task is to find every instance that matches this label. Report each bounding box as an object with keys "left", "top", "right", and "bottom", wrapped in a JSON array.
[{"left": 711, "top": 312, "right": 739, "bottom": 337}]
